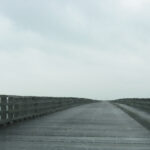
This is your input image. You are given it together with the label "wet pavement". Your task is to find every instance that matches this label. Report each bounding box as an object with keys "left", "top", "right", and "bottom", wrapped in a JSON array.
[{"left": 0, "top": 102, "right": 150, "bottom": 150}]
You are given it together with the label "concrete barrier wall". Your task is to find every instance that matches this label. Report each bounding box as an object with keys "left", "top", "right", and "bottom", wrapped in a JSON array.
[
  {"left": 0, "top": 95, "right": 95, "bottom": 125},
  {"left": 113, "top": 98, "right": 150, "bottom": 114},
  {"left": 112, "top": 99, "right": 150, "bottom": 130}
]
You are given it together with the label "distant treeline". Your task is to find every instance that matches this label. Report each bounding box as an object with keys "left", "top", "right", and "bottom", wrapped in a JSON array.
[{"left": 115, "top": 98, "right": 150, "bottom": 101}]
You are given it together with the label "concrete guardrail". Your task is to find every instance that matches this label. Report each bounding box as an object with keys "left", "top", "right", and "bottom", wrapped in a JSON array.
[{"left": 113, "top": 98, "right": 150, "bottom": 114}]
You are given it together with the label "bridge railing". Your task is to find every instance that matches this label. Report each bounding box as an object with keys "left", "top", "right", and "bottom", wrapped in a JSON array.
[{"left": 0, "top": 95, "right": 94, "bottom": 125}]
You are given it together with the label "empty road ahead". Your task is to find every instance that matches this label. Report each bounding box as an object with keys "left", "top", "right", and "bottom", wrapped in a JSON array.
[{"left": 0, "top": 102, "right": 150, "bottom": 150}]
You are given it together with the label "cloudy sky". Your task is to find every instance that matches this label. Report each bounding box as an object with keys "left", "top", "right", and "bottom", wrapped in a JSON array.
[{"left": 0, "top": 0, "right": 150, "bottom": 100}]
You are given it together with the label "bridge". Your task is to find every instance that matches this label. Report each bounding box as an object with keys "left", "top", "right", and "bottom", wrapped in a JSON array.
[{"left": 0, "top": 95, "right": 150, "bottom": 150}]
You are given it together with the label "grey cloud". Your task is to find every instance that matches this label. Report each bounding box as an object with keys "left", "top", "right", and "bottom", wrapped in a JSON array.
[{"left": 0, "top": 0, "right": 150, "bottom": 99}]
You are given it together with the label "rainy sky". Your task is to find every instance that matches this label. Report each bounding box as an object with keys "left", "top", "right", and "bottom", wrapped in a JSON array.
[{"left": 0, "top": 0, "right": 150, "bottom": 100}]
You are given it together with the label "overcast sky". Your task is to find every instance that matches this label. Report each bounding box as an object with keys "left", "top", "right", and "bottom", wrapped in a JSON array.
[{"left": 0, "top": 0, "right": 150, "bottom": 100}]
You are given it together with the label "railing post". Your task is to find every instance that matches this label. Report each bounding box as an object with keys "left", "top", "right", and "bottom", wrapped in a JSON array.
[
  {"left": 7, "top": 96, "right": 14, "bottom": 123},
  {"left": 0, "top": 96, "right": 7, "bottom": 124}
]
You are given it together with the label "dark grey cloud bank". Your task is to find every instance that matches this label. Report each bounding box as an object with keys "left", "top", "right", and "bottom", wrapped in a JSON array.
[{"left": 0, "top": 0, "right": 150, "bottom": 100}]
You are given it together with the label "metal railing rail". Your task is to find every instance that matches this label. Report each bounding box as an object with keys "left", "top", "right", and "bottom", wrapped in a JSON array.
[{"left": 0, "top": 95, "right": 94, "bottom": 125}]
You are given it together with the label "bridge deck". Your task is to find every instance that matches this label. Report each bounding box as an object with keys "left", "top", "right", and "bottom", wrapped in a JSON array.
[{"left": 0, "top": 102, "right": 150, "bottom": 150}]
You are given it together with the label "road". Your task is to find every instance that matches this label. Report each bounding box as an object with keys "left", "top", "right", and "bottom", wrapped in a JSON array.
[{"left": 0, "top": 102, "right": 150, "bottom": 150}]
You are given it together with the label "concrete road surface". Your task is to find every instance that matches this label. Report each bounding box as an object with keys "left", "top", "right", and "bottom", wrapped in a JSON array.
[{"left": 0, "top": 102, "right": 150, "bottom": 150}]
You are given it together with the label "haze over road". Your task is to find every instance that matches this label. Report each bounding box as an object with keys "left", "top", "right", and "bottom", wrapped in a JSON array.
[{"left": 0, "top": 102, "right": 150, "bottom": 150}]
